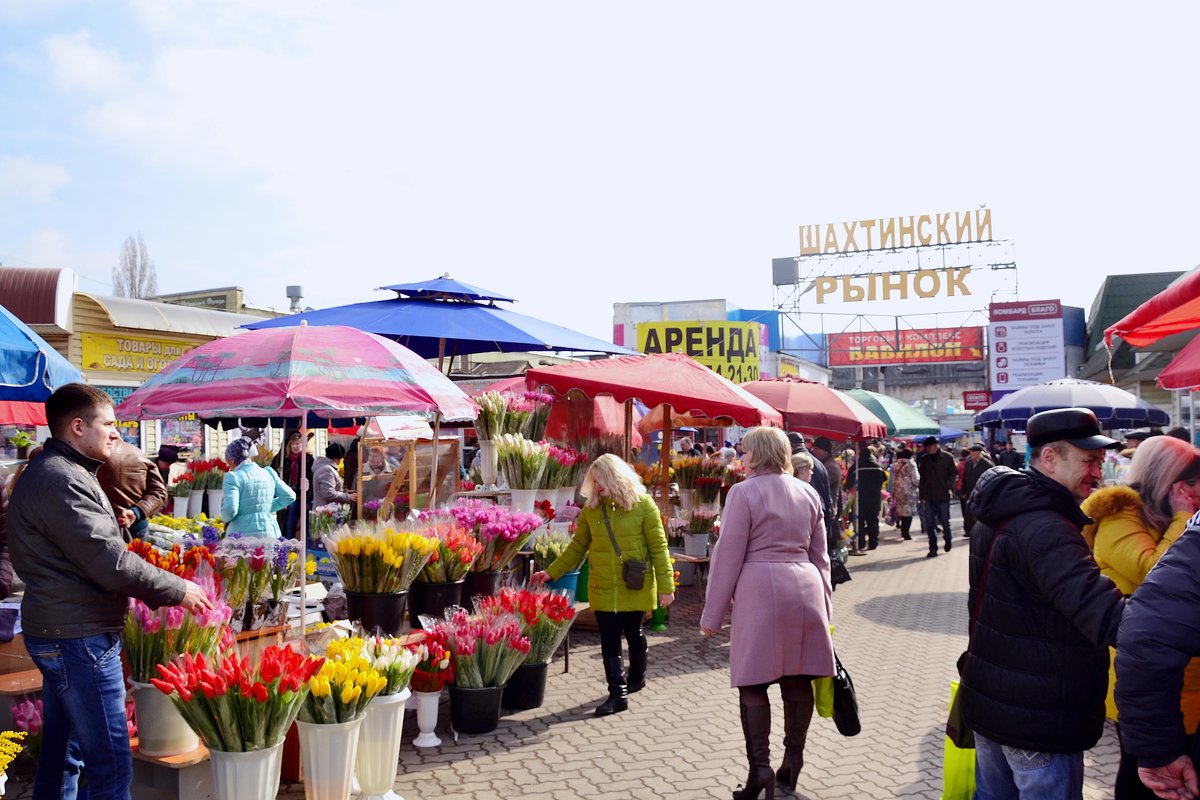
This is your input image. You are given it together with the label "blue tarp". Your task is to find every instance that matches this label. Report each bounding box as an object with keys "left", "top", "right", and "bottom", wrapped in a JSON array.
[{"left": 0, "top": 303, "right": 82, "bottom": 401}]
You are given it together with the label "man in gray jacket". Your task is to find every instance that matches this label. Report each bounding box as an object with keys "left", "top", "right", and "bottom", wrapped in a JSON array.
[{"left": 9, "top": 383, "right": 211, "bottom": 800}]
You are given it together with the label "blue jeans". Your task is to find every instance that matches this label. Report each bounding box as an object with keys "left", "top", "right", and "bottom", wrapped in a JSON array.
[
  {"left": 921, "top": 500, "right": 952, "bottom": 551},
  {"left": 25, "top": 632, "right": 131, "bottom": 800},
  {"left": 974, "top": 733, "right": 1084, "bottom": 800}
]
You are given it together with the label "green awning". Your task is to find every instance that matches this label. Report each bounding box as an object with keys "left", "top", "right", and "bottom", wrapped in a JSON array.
[{"left": 843, "top": 389, "right": 940, "bottom": 436}]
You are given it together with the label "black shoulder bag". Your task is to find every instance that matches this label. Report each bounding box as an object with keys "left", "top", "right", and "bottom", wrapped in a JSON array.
[
  {"left": 601, "top": 503, "right": 648, "bottom": 591},
  {"left": 831, "top": 651, "right": 861, "bottom": 736}
]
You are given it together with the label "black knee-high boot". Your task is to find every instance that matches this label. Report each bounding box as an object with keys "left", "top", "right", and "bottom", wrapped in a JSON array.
[
  {"left": 733, "top": 702, "right": 775, "bottom": 800},
  {"left": 594, "top": 656, "right": 628, "bottom": 716},
  {"left": 776, "top": 683, "right": 814, "bottom": 792},
  {"left": 627, "top": 633, "right": 648, "bottom": 693}
]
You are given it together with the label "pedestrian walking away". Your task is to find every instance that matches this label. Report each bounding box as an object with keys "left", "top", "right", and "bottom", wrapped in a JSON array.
[
  {"left": 7, "top": 383, "right": 214, "bottom": 800},
  {"left": 959, "top": 407, "right": 1125, "bottom": 800},
  {"left": 959, "top": 443, "right": 993, "bottom": 539},
  {"left": 701, "top": 426, "right": 835, "bottom": 800}
]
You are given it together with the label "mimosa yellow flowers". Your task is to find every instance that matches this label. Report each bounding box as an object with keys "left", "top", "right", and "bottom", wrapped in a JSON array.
[
  {"left": 0, "top": 730, "right": 24, "bottom": 774},
  {"left": 321, "top": 523, "right": 437, "bottom": 593},
  {"left": 297, "top": 637, "right": 388, "bottom": 724}
]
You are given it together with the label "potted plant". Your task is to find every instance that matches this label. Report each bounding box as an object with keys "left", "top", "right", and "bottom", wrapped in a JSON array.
[
  {"left": 355, "top": 636, "right": 424, "bottom": 800},
  {"left": 685, "top": 508, "right": 717, "bottom": 556},
  {"left": 7, "top": 430, "right": 33, "bottom": 459},
  {"left": 408, "top": 516, "right": 484, "bottom": 629},
  {"left": 482, "top": 588, "right": 576, "bottom": 711},
  {"left": 495, "top": 433, "right": 550, "bottom": 512},
  {"left": 472, "top": 390, "right": 508, "bottom": 486},
  {"left": 296, "top": 637, "right": 388, "bottom": 800},
  {"left": 322, "top": 522, "right": 437, "bottom": 636},
  {"left": 171, "top": 477, "right": 194, "bottom": 517},
  {"left": 408, "top": 628, "right": 454, "bottom": 748},
  {"left": 440, "top": 609, "right": 530, "bottom": 735},
  {"left": 151, "top": 645, "right": 323, "bottom": 800},
  {"left": 671, "top": 455, "right": 702, "bottom": 511}
]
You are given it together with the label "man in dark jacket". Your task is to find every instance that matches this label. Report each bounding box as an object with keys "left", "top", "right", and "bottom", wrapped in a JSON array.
[
  {"left": 916, "top": 435, "right": 958, "bottom": 557},
  {"left": 961, "top": 407, "right": 1125, "bottom": 800},
  {"left": 958, "top": 443, "right": 993, "bottom": 538},
  {"left": 788, "top": 432, "right": 839, "bottom": 554},
  {"left": 1115, "top": 516, "right": 1200, "bottom": 798},
  {"left": 8, "top": 384, "right": 212, "bottom": 800},
  {"left": 854, "top": 442, "right": 886, "bottom": 550},
  {"left": 995, "top": 440, "right": 1025, "bottom": 471}
]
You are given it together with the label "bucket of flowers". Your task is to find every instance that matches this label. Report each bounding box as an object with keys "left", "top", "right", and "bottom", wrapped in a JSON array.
[
  {"left": 409, "top": 628, "right": 454, "bottom": 748},
  {"left": 449, "top": 500, "right": 543, "bottom": 601},
  {"left": 481, "top": 588, "right": 576, "bottom": 710},
  {"left": 355, "top": 635, "right": 425, "bottom": 797},
  {"left": 439, "top": 608, "right": 530, "bottom": 735},
  {"left": 408, "top": 514, "right": 485, "bottom": 628},
  {"left": 322, "top": 522, "right": 436, "bottom": 636}
]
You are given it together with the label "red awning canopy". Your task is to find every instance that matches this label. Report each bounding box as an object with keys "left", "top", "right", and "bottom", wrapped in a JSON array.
[
  {"left": 1106, "top": 267, "right": 1200, "bottom": 347},
  {"left": 741, "top": 378, "right": 888, "bottom": 441},
  {"left": 0, "top": 401, "right": 46, "bottom": 426},
  {"left": 524, "top": 353, "right": 783, "bottom": 429}
]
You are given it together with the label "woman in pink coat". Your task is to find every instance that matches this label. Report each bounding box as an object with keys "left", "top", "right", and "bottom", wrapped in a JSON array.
[{"left": 701, "top": 426, "right": 836, "bottom": 800}]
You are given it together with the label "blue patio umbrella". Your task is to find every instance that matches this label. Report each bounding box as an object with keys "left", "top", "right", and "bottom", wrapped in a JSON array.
[
  {"left": 974, "top": 378, "right": 1170, "bottom": 429},
  {"left": 0, "top": 303, "right": 82, "bottom": 401},
  {"left": 244, "top": 275, "right": 631, "bottom": 360}
]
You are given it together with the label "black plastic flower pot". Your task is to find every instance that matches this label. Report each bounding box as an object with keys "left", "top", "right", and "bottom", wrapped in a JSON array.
[
  {"left": 449, "top": 684, "right": 504, "bottom": 735},
  {"left": 345, "top": 590, "right": 408, "bottom": 636},
  {"left": 501, "top": 662, "right": 549, "bottom": 711},
  {"left": 462, "top": 570, "right": 502, "bottom": 606},
  {"left": 408, "top": 579, "right": 466, "bottom": 629}
]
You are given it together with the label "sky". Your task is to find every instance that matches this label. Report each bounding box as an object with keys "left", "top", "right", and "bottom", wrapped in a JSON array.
[{"left": 3, "top": 1, "right": 1200, "bottom": 345}]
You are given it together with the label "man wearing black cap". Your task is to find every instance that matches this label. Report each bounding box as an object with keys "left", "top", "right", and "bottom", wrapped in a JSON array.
[
  {"left": 155, "top": 445, "right": 178, "bottom": 486},
  {"left": 958, "top": 444, "right": 992, "bottom": 539},
  {"left": 959, "top": 408, "right": 1125, "bottom": 799},
  {"left": 916, "top": 436, "right": 957, "bottom": 557}
]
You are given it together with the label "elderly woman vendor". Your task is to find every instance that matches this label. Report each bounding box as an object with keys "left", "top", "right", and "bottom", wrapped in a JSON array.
[{"left": 221, "top": 436, "right": 296, "bottom": 538}]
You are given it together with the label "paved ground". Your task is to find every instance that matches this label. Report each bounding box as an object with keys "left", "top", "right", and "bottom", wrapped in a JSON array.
[{"left": 6, "top": 516, "right": 1122, "bottom": 799}]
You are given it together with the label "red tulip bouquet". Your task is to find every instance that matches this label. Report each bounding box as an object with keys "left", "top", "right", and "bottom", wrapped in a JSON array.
[
  {"left": 408, "top": 627, "right": 454, "bottom": 693},
  {"left": 440, "top": 607, "right": 530, "bottom": 688},
  {"left": 412, "top": 516, "right": 485, "bottom": 583},
  {"left": 151, "top": 646, "right": 324, "bottom": 752},
  {"left": 477, "top": 588, "right": 576, "bottom": 665}
]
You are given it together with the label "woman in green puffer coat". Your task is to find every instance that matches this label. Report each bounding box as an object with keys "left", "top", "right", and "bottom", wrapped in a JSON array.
[{"left": 532, "top": 454, "right": 675, "bottom": 716}]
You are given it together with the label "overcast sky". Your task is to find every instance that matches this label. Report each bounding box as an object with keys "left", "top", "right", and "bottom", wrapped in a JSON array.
[{"left": 2, "top": 1, "right": 1198, "bottom": 343}]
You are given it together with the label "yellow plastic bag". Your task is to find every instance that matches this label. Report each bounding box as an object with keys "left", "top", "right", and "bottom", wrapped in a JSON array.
[
  {"left": 941, "top": 681, "right": 976, "bottom": 800},
  {"left": 813, "top": 675, "right": 834, "bottom": 718}
]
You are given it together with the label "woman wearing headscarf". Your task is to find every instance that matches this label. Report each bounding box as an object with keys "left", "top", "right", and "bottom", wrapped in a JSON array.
[
  {"left": 701, "top": 426, "right": 835, "bottom": 800},
  {"left": 889, "top": 447, "right": 921, "bottom": 541},
  {"left": 1081, "top": 434, "right": 1200, "bottom": 799},
  {"left": 223, "top": 436, "right": 296, "bottom": 539},
  {"left": 531, "top": 454, "right": 675, "bottom": 717},
  {"left": 273, "top": 430, "right": 314, "bottom": 539}
]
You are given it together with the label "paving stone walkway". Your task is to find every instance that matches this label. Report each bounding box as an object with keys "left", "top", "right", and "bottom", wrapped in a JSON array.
[{"left": 5, "top": 519, "right": 1122, "bottom": 799}]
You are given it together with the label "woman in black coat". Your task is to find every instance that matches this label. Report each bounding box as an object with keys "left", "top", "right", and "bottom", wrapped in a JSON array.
[{"left": 273, "top": 430, "right": 314, "bottom": 540}]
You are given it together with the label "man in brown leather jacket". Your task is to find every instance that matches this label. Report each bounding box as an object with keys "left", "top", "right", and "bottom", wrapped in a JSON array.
[{"left": 97, "top": 439, "right": 168, "bottom": 539}]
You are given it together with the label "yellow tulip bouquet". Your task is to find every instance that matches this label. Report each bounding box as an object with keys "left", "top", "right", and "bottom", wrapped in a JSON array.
[
  {"left": 321, "top": 522, "right": 437, "bottom": 594},
  {"left": 298, "top": 637, "right": 389, "bottom": 724}
]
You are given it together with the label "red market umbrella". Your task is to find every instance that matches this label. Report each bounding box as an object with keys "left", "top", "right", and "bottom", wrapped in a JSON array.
[
  {"left": 0, "top": 401, "right": 46, "bottom": 426},
  {"left": 1157, "top": 336, "right": 1200, "bottom": 390},
  {"left": 741, "top": 378, "right": 888, "bottom": 441},
  {"left": 524, "top": 353, "right": 783, "bottom": 428},
  {"left": 1106, "top": 267, "right": 1200, "bottom": 347}
]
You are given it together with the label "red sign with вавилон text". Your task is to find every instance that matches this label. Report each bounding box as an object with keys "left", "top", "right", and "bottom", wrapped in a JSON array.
[
  {"left": 827, "top": 326, "right": 984, "bottom": 367},
  {"left": 962, "top": 390, "right": 990, "bottom": 410}
]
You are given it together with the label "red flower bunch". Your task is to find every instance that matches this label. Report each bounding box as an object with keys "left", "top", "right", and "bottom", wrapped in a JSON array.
[
  {"left": 478, "top": 588, "right": 575, "bottom": 665},
  {"left": 417, "top": 522, "right": 485, "bottom": 583},
  {"left": 535, "top": 499, "right": 556, "bottom": 522},
  {"left": 440, "top": 608, "right": 530, "bottom": 688},
  {"left": 151, "top": 646, "right": 323, "bottom": 752},
  {"left": 409, "top": 628, "right": 454, "bottom": 693}
]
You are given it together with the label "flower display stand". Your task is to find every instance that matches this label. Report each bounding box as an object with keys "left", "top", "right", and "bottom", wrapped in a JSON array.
[
  {"left": 187, "top": 490, "right": 203, "bottom": 518},
  {"left": 130, "top": 680, "right": 199, "bottom": 757},
  {"left": 355, "top": 689, "right": 411, "bottom": 800},
  {"left": 478, "top": 439, "right": 498, "bottom": 486},
  {"left": 297, "top": 717, "right": 364, "bottom": 800},
  {"left": 172, "top": 496, "right": 189, "bottom": 517},
  {"left": 411, "top": 690, "right": 442, "bottom": 748},
  {"left": 209, "top": 742, "right": 283, "bottom": 800}
]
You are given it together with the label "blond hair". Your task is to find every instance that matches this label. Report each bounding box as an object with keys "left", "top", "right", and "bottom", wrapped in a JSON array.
[
  {"left": 580, "top": 453, "right": 647, "bottom": 510},
  {"left": 791, "top": 451, "right": 814, "bottom": 475},
  {"left": 1128, "top": 435, "right": 1200, "bottom": 532},
  {"left": 743, "top": 427, "right": 793, "bottom": 475}
]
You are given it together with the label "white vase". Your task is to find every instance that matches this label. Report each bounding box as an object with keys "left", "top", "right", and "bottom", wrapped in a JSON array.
[
  {"left": 509, "top": 488, "right": 537, "bottom": 514},
  {"left": 206, "top": 488, "right": 224, "bottom": 517},
  {"left": 678, "top": 488, "right": 695, "bottom": 513},
  {"left": 355, "top": 689, "right": 410, "bottom": 800},
  {"left": 187, "top": 490, "right": 204, "bottom": 518},
  {"left": 130, "top": 680, "right": 199, "bottom": 757},
  {"left": 209, "top": 741, "right": 283, "bottom": 800},
  {"left": 172, "top": 496, "right": 189, "bottom": 518},
  {"left": 555, "top": 486, "right": 575, "bottom": 510},
  {"left": 478, "top": 439, "right": 498, "bottom": 487},
  {"left": 411, "top": 690, "right": 442, "bottom": 748},
  {"left": 297, "top": 716, "right": 364, "bottom": 800}
]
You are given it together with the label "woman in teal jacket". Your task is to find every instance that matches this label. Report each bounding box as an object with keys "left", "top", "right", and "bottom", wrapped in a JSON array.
[
  {"left": 221, "top": 437, "right": 296, "bottom": 539},
  {"left": 533, "top": 454, "right": 675, "bottom": 716}
]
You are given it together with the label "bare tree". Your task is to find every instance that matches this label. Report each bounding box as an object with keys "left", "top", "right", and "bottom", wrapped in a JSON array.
[{"left": 111, "top": 233, "right": 158, "bottom": 298}]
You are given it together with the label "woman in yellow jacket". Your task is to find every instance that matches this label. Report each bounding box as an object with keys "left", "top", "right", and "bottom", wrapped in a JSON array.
[{"left": 1082, "top": 434, "right": 1200, "bottom": 800}]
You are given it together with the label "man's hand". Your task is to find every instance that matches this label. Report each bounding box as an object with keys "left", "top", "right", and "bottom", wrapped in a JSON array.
[
  {"left": 1139, "top": 756, "right": 1199, "bottom": 800},
  {"left": 116, "top": 508, "right": 136, "bottom": 528},
  {"left": 179, "top": 580, "right": 214, "bottom": 614}
]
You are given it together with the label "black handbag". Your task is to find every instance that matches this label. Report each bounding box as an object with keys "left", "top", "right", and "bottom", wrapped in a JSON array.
[
  {"left": 601, "top": 504, "right": 648, "bottom": 591},
  {"left": 831, "top": 652, "right": 861, "bottom": 737},
  {"left": 830, "top": 556, "right": 851, "bottom": 588}
]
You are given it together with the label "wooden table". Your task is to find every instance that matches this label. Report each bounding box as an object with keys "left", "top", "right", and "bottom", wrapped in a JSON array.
[
  {"left": 131, "top": 737, "right": 213, "bottom": 800},
  {"left": 671, "top": 553, "right": 711, "bottom": 590}
]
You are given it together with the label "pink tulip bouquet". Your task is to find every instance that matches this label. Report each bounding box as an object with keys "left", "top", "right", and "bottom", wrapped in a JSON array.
[
  {"left": 448, "top": 500, "right": 543, "bottom": 572},
  {"left": 438, "top": 608, "right": 530, "bottom": 688},
  {"left": 124, "top": 574, "right": 233, "bottom": 683}
]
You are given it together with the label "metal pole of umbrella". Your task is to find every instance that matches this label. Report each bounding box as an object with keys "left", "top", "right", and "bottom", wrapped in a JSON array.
[
  {"left": 623, "top": 400, "right": 633, "bottom": 463},
  {"left": 659, "top": 405, "right": 673, "bottom": 520},
  {"left": 429, "top": 413, "right": 441, "bottom": 509},
  {"left": 298, "top": 415, "right": 309, "bottom": 636}
]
